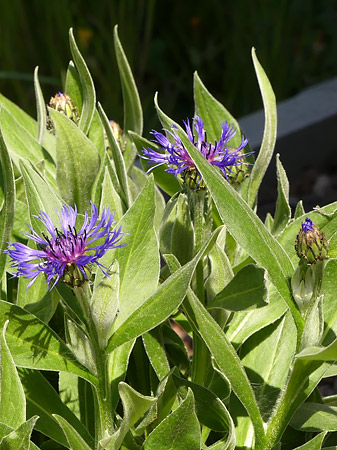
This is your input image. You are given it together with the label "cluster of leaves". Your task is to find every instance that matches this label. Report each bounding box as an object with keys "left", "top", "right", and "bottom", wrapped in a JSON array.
[{"left": 1, "top": 25, "right": 337, "bottom": 450}]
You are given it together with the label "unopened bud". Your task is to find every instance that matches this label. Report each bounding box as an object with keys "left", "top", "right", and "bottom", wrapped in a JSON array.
[
  {"left": 47, "top": 92, "right": 79, "bottom": 130},
  {"left": 63, "top": 263, "right": 91, "bottom": 289},
  {"left": 295, "top": 218, "right": 329, "bottom": 264}
]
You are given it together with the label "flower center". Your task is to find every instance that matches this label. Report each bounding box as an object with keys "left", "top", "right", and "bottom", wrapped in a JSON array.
[{"left": 43, "top": 227, "right": 87, "bottom": 263}]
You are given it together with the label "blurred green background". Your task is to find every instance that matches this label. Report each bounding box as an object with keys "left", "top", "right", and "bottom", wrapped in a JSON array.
[{"left": 1, "top": 0, "right": 337, "bottom": 134}]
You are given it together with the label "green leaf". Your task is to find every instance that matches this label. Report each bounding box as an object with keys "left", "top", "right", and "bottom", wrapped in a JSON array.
[
  {"left": 0, "top": 321, "right": 26, "bottom": 428},
  {"left": 293, "top": 432, "right": 327, "bottom": 449},
  {"left": 65, "top": 61, "right": 83, "bottom": 114},
  {"left": 271, "top": 155, "right": 291, "bottom": 236},
  {"left": 297, "top": 338, "right": 337, "bottom": 361},
  {"left": 105, "top": 382, "right": 155, "bottom": 450},
  {"left": 99, "top": 167, "right": 124, "bottom": 223},
  {"left": 208, "top": 264, "right": 267, "bottom": 311},
  {"left": 247, "top": 48, "right": 277, "bottom": 207},
  {"left": 59, "top": 372, "right": 80, "bottom": 420},
  {"left": 294, "top": 201, "right": 305, "bottom": 220},
  {"left": 241, "top": 312, "right": 297, "bottom": 422},
  {"left": 205, "top": 227, "right": 233, "bottom": 303},
  {"left": 69, "top": 28, "right": 95, "bottom": 135},
  {"left": 34, "top": 66, "right": 46, "bottom": 146},
  {"left": 226, "top": 283, "right": 287, "bottom": 347},
  {"left": 66, "top": 318, "right": 96, "bottom": 376},
  {"left": 0, "top": 416, "right": 38, "bottom": 450},
  {"left": 322, "top": 259, "right": 337, "bottom": 345},
  {"left": 0, "top": 108, "right": 56, "bottom": 186},
  {"left": 97, "top": 102, "right": 130, "bottom": 208},
  {"left": 108, "top": 341, "right": 135, "bottom": 411},
  {"left": 142, "top": 328, "right": 170, "bottom": 381},
  {"left": 0, "top": 300, "right": 97, "bottom": 384},
  {"left": 291, "top": 402, "right": 337, "bottom": 431},
  {"left": 144, "top": 389, "right": 200, "bottom": 450},
  {"left": 107, "top": 176, "right": 160, "bottom": 331},
  {"left": 172, "top": 374, "right": 235, "bottom": 434},
  {"left": 20, "top": 369, "right": 94, "bottom": 448},
  {"left": 90, "top": 260, "right": 119, "bottom": 350},
  {"left": 20, "top": 159, "right": 63, "bottom": 234},
  {"left": 106, "top": 228, "right": 220, "bottom": 353},
  {"left": 193, "top": 72, "right": 242, "bottom": 147},
  {"left": 183, "top": 287, "right": 265, "bottom": 444},
  {"left": 0, "top": 93, "right": 55, "bottom": 156},
  {"left": 159, "top": 193, "right": 194, "bottom": 266},
  {"left": 49, "top": 108, "right": 100, "bottom": 213},
  {"left": 113, "top": 26, "right": 143, "bottom": 135},
  {"left": 53, "top": 415, "right": 93, "bottom": 450},
  {"left": 0, "top": 130, "right": 15, "bottom": 281}
]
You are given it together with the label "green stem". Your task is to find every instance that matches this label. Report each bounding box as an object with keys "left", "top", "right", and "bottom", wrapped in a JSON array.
[
  {"left": 190, "top": 190, "right": 211, "bottom": 385},
  {"left": 74, "top": 284, "right": 115, "bottom": 445}
]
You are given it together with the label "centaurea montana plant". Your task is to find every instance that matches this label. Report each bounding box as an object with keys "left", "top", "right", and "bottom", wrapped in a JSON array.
[{"left": 1, "top": 26, "right": 337, "bottom": 450}]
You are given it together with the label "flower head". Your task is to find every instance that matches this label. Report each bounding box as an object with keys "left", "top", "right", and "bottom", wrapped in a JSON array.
[
  {"left": 295, "top": 217, "right": 329, "bottom": 264},
  {"left": 5, "top": 203, "right": 126, "bottom": 289},
  {"left": 47, "top": 92, "right": 79, "bottom": 130},
  {"left": 140, "top": 116, "right": 251, "bottom": 187}
]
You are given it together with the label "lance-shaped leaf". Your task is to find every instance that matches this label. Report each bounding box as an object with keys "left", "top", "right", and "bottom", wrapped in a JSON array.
[
  {"left": 293, "top": 432, "right": 326, "bottom": 450},
  {"left": 103, "top": 382, "right": 156, "bottom": 450},
  {"left": 193, "top": 71, "right": 242, "bottom": 147},
  {"left": 90, "top": 260, "right": 119, "bottom": 350},
  {"left": 69, "top": 28, "right": 95, "bottom": 135},
  {"left": 144, "top": 388, "right": 201, "bottom": 450},
  {"left": 0, "top": 130, "right": 15, "bottom": 281},
  {"left": 271, "top": 155, "right": 291, "bottom": 236},
  {"left": 113, "top": 25, "right": 143, "bottom": 135},
  {"left": 106, "top": 227, "right": 220, "bottom": 353},
  {"left": 208, "top": 264, "right": 267, "bottom": 311},
  {"left": 20, "top": 159, "right": 63, "bottom": 235},
  {"left": 183, "top": 287, "right": 265, "bottom": 444},
  {"left": 172, "top": 374, "right": 235, "bottom": 440},
  {"left": 20, "top": 368, "right": 94, "bottom": 448},
  {"left": 0, "top": 300, "right": 97, "bottom": 385},
  {"left": 49, "top": 108, "right": 100, "bottom": 213},
  {"left": 106, "top": 176, "right": 160, "bottom": 331},
  {"left": 97, "top": 102, "right": 130, "bottom": 208},
  {"left": 291, "top": 402, "right": 337, "bottom": 432},
  {"left": 0, "top": 416, "right": 38, "bottom": 450},
  {"left": 65, "top": 61, "right": 83, "bottom": 114},
  {"left": 154, "top": 102, "right": 302, "bottom": 336},
  {"left": 247, "top": 48, "right": 277, "bottom": 208},
  {"left": 142, "top": 328, "right": 170, "bottom": 381},
  {"left": 1, "top": 108, "right": 56, "bottom": 186},
  {"left": 99, "top": 167, "right": 124, "bottom": 224},
  {"left": 34, "top": 66, "right": 46, "bottom": 145},
  {"left": 0, "top": 321, "right": 26, "bottom": 429},
  {"left": 53, "top": 415, "right": 93, "bottom": 450},
  {"left": 66, "top": 318, "right": 97, "bottom": 376}
]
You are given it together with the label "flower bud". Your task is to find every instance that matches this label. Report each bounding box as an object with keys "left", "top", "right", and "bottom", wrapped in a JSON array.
[
  {"left": 291, "top": 262, "right": 316, "bottom": 313},
  {"left": 63, "top": 263, "right": 92, "bottom": 289},
  {"left": 295, "top": 218, "right": 329, "bottom": 264},
  {"left": 227, "top": 150, "right": 250, "bottom": 184},
  {"left": 47, "top": 92, "right": 79, "bottom": 129}
]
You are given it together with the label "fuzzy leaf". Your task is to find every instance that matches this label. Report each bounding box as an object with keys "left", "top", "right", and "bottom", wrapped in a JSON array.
[
  {"left": 69, "top": 28, "right": 95, "bottom": 135},
  {"left": 34, "top": 66, "right": 46, "bottom": 145}
]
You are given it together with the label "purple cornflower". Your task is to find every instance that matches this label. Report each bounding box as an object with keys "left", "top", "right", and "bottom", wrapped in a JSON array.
[
  {"left": 5, "top": 203, "right": 126, "bottom": 290},
  {"left": 301, "top": 218, "right": 314, "bottom": 233},
  {"left": 140, "top": 116, "right": 251, "bottom": 185}
]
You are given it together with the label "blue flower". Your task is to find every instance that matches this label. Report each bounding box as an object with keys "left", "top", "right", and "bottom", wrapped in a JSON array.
[
  {"left": 5, "top": 203, "right": 126, "bottom": 289},
  {"left": 301, "top": 218, "right": 314, "bottom": 233},
  {"left": 140, "top": 116, "right": 251, "bottom": 186}
]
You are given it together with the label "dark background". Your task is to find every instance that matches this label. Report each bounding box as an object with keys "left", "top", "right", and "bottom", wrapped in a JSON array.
[{"left": 1, "top": 0, "right": 337, "bottom": 135}]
